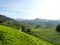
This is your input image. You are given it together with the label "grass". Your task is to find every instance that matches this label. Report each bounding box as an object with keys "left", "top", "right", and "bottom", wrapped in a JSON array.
[
  {"left": 31, "top": 26, "right": 60, "bottom": 45},
  {"left": 0, "top": 25, "right": 53, "bottom": 45}
]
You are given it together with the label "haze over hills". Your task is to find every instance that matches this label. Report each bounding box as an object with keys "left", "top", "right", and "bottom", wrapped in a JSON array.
[
  {"left": 15, "top": 18, "right": 60, "bottom": 26},
  {"left": 0, "top": 14, "right": 54, "bottom": 45},
  {"left": 1, "top": 0, "right": 60, "bottom": 45},
  {"left": 0, "top": 14, "right": 60, "bottom": 28},
  {"left": 0, "top": 14, "right": 60, "bottom": 45}
]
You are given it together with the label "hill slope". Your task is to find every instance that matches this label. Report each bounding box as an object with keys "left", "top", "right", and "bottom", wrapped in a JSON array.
[
  {"left": 0, "top": 25, "right": 53, "bottom": 45},
  {"left": 0, "top": 14, "right": 36, "bottom": 30},
  {"left": 0, "top": 14, "right": 21, "bottom": 29},
  {"left": 31, "top": 26, "right": 60, "bottom": 45}
]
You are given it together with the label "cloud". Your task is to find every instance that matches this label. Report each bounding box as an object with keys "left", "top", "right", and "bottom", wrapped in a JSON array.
[
  {"left": 32, "top": 0, "right": 60, "bottom": 20},
  {"left": 0, "top": 0, "right": 60, "bottom": 20}
]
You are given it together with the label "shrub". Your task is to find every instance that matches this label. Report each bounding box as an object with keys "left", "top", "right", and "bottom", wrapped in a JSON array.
[
  {"left": 56, "top": 24, "right": 60, "bottom": 32},
  {"left": 35, "top": 25, "right": 41, "bottom": 28},
  {"left": 0, "top": 20, "right": 3, "bottom": 24},
  {"left": 21, "top": 25, "right": 31, "bottom": 32}
]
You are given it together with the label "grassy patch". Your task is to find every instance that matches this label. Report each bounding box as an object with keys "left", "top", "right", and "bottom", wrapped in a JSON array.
[
  {"left": 31, "top": 26, "right": 60, "bottom": 45},
  {"left": 0, "top": 25, "right": 53, "bottom": 45}
]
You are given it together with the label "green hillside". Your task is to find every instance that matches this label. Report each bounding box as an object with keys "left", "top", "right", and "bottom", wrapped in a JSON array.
[
  {"left": 0, "top": 14, "right": 37, "bottom": 32},
  {"left": 31, "top": 26, "right": 60, "bottom": 45},
  {"left": 0, "top": 25, "right": 53, "bottom": 45}
]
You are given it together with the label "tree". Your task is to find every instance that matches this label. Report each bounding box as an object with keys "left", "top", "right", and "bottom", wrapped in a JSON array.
[
  {"left": 0, "top": 20, "right": 3, "bottom": 24},
  {"left": 35, "top": 25, "right": 40, "bottom": 28},
  {"left": 21, "top": 25, "right": 30, "bottom": 32},
  {"left": 56, "top": 24, "right": 60, "bottom": 32},
  {"left": 21, "top": 25, "right": 26, "bottom": 32},
  {"left": 27, "top": 28, "right": 30, "bottom": 32}
]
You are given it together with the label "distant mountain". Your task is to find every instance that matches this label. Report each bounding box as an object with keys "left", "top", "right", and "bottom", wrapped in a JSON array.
[
  {"left": 15, "top": 18, "right": 60, "bottom": 26},
  {"left": 0, "top": 14, "right": 60, "bottom": 30},
  {"left": 0, "top": 14, "right": 37, "bottom": 31},
  {"left": 15, "top": 18, "right": 29, "bottom": 21}
]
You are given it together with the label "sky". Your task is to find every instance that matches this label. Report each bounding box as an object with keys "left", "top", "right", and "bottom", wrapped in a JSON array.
[{"left": 0, "top": 0, "right": 60, "bottom": 20}]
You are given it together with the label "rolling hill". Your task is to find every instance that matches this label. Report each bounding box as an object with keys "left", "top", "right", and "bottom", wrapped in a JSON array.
[
  {"left": 31, "top": 26, "right": 60, "bottom": 45},
  {"left": 0, "top": 14, "right": 21, "bottom": 29},
  {"left": 16, "top": 18, "right": 60, "bottom": 26},
  {"left": 0, "top": 25, "right": 53, "bottom": 45},
  {"left": 0, "top": 14, "right": 37, "bottom": 30},
  {"left": 0, "top": 14, "right": 32, "bottom": 31}
]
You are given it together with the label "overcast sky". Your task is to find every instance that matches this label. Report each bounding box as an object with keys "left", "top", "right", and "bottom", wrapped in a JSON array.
[{"left": 0, "top": 0, "right": 60, "bottom": 20}]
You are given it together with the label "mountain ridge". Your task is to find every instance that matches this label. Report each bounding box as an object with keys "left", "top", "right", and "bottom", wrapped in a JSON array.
[{"left": 15, "top": 18, "right": 60, "bottom": 26}]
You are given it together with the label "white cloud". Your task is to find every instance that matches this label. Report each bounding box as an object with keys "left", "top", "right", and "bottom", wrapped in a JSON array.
[
  {"left": 1, "top": 0, "right": 60, "bottom": 20},
  {"left": 21, "top": 0, "right": 60, "bottom": 20},
  {"left": 33, "top": 0, "right": 60, "bottom": 20}
]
